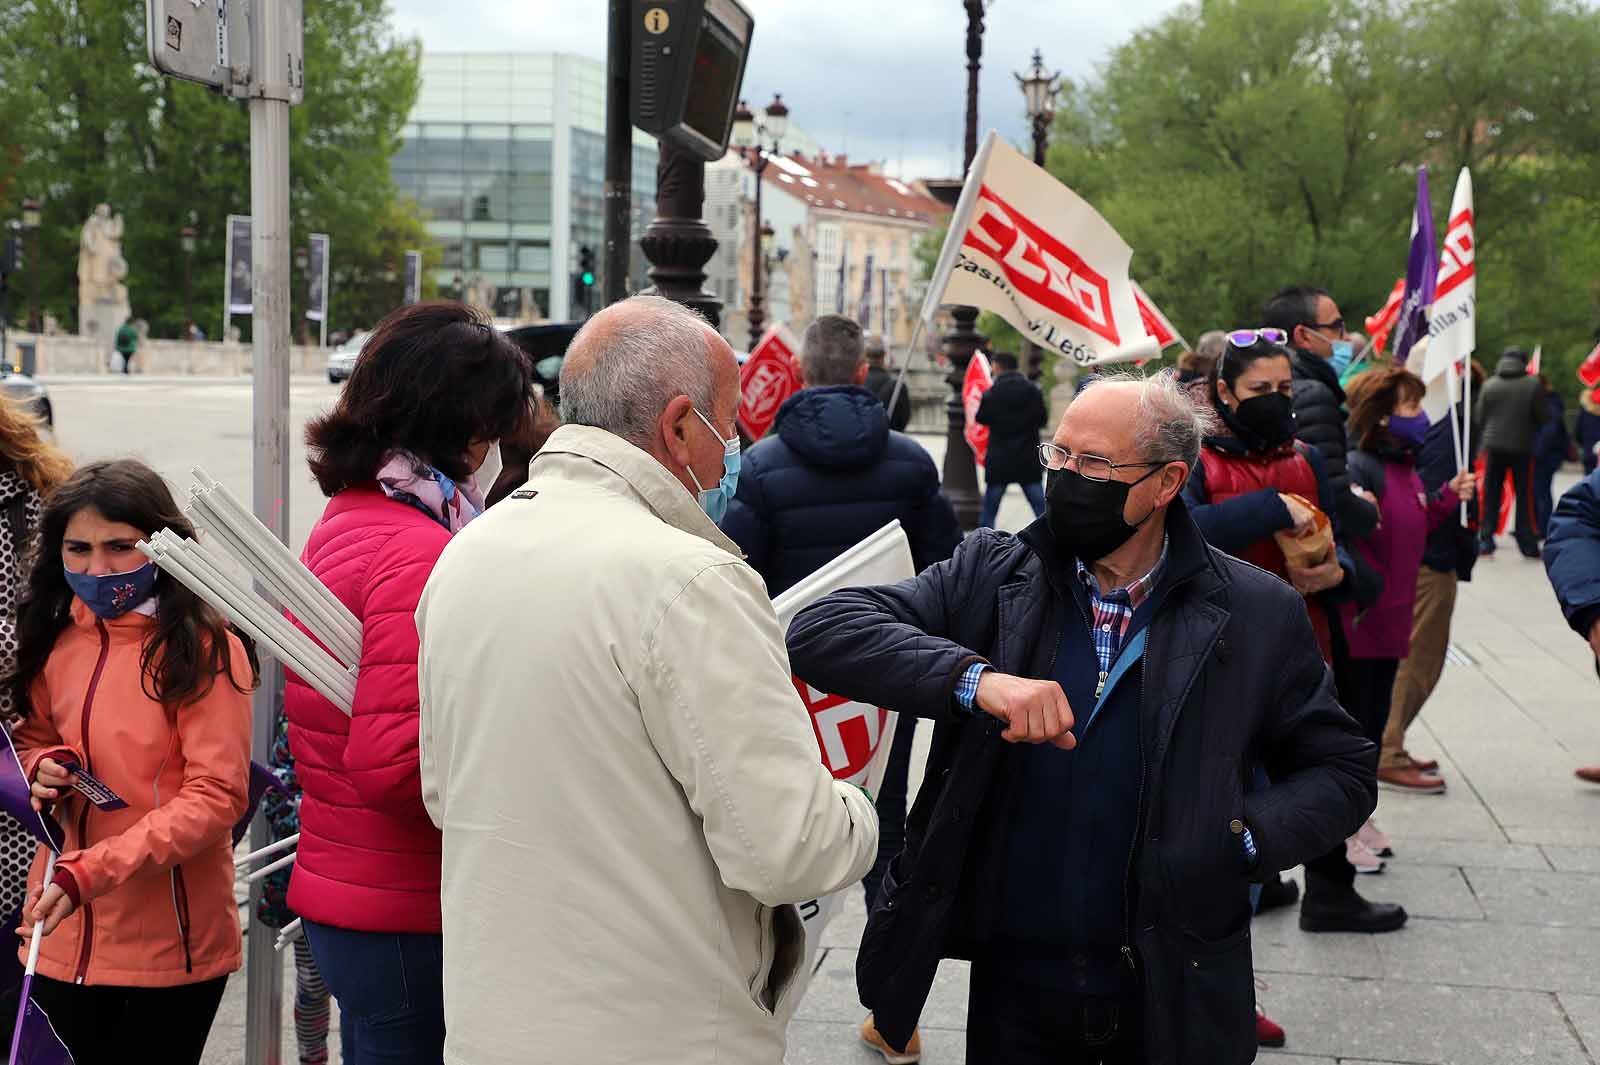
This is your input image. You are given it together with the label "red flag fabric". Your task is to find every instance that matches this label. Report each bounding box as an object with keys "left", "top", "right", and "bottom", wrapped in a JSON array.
[
  {"left": 962, "top": 352, "right": 994, "bottom": 466},
  {"left": 1527, "top": 345, "right": 1542, "bottom": 376},
  {"left": 1579, "top": 342, "right": 1600, "bottom": 388},
  {"left": 1131, "top": 282, "right": 1183, "bottom": 351},
  {"left": 736, "top": 324, "right": 804, "bottom": 440},
  {"left": 1365, "top": 279, "right": 1405, "bottom": 355}
]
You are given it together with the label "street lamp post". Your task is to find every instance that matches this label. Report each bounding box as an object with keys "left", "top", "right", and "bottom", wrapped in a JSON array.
[
  {"left": 942, "top": 0, "right": 994, "bottom": 531},
  {"left": 182, "top": 219, "right": 198, "bottom": 340},
  {"left": 1016, "top": 50, "right": 1060, "bottom": 379},
  {"left": 732, "top": 94, "right": 790, "bottom": 350},
  {"left": 1017, "top": 49, "right": 1060, "bottom": 167},
  {"left": 20, "top": 198, "right": 40, "bottom": 334}
]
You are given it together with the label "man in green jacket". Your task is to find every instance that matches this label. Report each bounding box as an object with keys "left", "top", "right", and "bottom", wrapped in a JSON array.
[
  {"left": 114, "top": 318, "right": 139, "bottom": 375},
  {"left": 1475, "top": 347, "right": 1550, "bottom": 558}
]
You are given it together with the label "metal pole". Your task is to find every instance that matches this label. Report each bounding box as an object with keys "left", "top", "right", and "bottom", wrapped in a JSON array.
[
  {"left": 602, "top": 0, "right": 633, "bottom": 307},
  {"left": 245, "top": 1, "right": 292, "bottom": 1061},
  {"left": 748, "top": 152, "right": 766, "bottom": 350},
  {"left": 184, "top": 252, "right": 194, "bottom": 340}
]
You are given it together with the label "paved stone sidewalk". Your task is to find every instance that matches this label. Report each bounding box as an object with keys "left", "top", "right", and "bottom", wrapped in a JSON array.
[{"left": 204, "top": 458, "right": 1600, "bottom": 1064}]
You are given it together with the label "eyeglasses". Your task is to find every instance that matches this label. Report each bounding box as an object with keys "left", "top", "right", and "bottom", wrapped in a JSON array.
[
  {"left": 1038, "top": 443, "right": 1166, "bottom": 482},
  {"left": 1226, "top": 328, "right": 1289, "bottom": 348},
  {"left": 1309, "top": 317, "right": 1346, "bottom": 335}
]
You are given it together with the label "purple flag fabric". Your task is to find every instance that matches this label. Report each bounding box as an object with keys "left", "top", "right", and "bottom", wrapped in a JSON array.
[
  {"left": 1392, "top": 167, "right": 1438, "bottom": 369},
  {"left": 0, "top": 733, "right": 62, "bottom": 856},
  {"left": 0, "top": 904, "right": 73, "bottom": 1065},
  {"left": 231, "top": 761, "right": 287, "bottom": 848}
]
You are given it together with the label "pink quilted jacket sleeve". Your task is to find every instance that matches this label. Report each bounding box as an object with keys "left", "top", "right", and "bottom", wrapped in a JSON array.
[{"left": 346, "top": 524, "right": 449, "bottom": 823}]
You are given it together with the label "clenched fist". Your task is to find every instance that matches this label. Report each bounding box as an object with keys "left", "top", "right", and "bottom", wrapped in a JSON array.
[{"left": 974, "top": 671, "right": 1077, "bottom": 749}]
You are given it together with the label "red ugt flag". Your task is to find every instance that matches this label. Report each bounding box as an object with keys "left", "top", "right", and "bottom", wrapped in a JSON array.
[
  {"left": 963, "top": 351, "right": 994, "bottom": 467},
  {"left": 1366, "top": 279, "right": 1405, "bottom": 355},
  {"left": 1579, "top": 341, "right": 1600, "bottom": 388},
  {"left": 736, "top": 324, "right": 804, "bottom": 440}
]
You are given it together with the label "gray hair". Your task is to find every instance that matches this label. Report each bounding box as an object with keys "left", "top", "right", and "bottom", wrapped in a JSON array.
[
  {"left": 801, "top": 314, "right": 865, "bottom": 386},
  {"left": 558, "top": 294, "right": 717, "bottom": 446},
  {"left": 1083, "top": 369, "right": 1217, "bottom": 471},
  {"left": 1195, "top": 330, "right": 1228, "bottom": 361}
]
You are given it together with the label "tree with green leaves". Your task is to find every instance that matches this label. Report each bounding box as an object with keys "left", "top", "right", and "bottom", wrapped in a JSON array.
[
  {"left": 1047, "top": 0, "right": 1600, "bottom": 394},
  {"left": 0, "top": 0, "right": 431, "bottom": 342}
]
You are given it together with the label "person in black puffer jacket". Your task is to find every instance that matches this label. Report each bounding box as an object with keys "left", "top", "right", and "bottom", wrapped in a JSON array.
[
  {"left": 720, "top": 315, "right": 960, "bottom": 596},
  {"left": 1263, "top": 286, "right": 1381, "bottom": 541},
  {"left": 976, "top": 351, "right": 1049, "bottom": 528}
]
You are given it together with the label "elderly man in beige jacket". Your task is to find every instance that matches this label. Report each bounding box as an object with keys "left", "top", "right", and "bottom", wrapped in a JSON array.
[{"left": 415, "top": 294, "right": 879, "bottom": 1065}]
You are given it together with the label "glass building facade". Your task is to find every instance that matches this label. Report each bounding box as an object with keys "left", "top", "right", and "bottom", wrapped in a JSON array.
[{"left": 393, "top": 53, "right": 658, "bottom": 322}]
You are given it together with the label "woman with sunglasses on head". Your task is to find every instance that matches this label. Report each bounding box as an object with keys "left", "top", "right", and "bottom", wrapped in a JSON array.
[
  {"left": 5, "top": 459, "right": 257, "bottom": 1065},
  {"left": 1182, "top": 329, "right": 1355, "bottom": 1051},
  {"left": 288, "top": 301, "right": 531, "bottom": 1065},
  {"left": 1183, "top": 328, "right": 1350, "bottom": 661}
]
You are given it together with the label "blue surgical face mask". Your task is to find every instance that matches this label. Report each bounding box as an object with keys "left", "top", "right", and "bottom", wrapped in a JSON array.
[
  {"left": 1329, "top": 339, "right": 1355, "bottom": 378},
  {"left": 63, "top": 560, "right": 158, "bottom": 619},
  {"left": 688, "top": 408, "right": 741, "bottom": 523}
]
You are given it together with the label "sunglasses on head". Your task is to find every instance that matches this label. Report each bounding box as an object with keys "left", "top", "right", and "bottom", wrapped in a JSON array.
[{"left": 1226, "top": 328, "right": 1289, "bottom": 348}]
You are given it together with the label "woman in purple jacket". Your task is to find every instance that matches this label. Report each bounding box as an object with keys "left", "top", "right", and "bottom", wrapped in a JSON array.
[{"left": 1340, "top": 369, "right": 1476, "bottom": 845}]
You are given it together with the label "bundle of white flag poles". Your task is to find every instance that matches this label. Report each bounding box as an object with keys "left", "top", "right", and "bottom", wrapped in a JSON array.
[{"left": 138, "top": 468, "right": 365, "bottom": 951}]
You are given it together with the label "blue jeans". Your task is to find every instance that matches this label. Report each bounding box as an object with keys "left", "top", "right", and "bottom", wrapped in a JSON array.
[
  {"left": 302, "top": 920, "right": 445, "bottom": 1065},
  {"left": 980, "top": 480, "right": 1046, "bottom": 528}
]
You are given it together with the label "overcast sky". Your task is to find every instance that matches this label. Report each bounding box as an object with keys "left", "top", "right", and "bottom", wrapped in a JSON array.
[{"left": 386, "top": 0, "right": 1186, "bottom": 180}]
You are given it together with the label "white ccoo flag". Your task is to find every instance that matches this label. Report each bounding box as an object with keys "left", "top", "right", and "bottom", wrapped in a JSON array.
[
  {"left": 921, "top": 130, "right": 1159, "bottom": 368},
  {"left": 771, "top": 521, "right": 915, "bottom": 1014},
  {"left": 1423, "top": 168, "right": 1475, "bottom": 385}
]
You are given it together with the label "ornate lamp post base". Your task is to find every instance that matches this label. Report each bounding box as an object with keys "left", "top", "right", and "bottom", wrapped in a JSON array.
[
  {"left": 943, "top": 305, "right": 984, "bottom": 530},
  {"left": 640, "top": 142, "right": 723, "bottom": 329}
]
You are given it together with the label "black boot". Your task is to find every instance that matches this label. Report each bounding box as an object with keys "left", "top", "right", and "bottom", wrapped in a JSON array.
[
  {"left": 1299, "top": 875, "right": 1407, "bottom": 933},
  {"left": 1256, "top": 874, "right": 1300, "bottom": 915}
]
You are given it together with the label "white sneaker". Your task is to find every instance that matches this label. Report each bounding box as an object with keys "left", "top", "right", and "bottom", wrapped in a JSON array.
[
  {"left": 1347, "top": 835, "right": 1386, "bottom": 874},
  {"left": 1356, "top": 817, "right": 1394, "bottom": 858}
]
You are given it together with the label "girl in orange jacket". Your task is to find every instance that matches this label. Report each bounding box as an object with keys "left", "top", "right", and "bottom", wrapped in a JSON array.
[{"left": 4, "top": 459, "right": 257, "bottom": 1065}]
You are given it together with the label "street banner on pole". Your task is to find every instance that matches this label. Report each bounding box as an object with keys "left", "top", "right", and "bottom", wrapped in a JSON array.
[
  {"left": 1393, "top": 168, "right": 1438, "bottom": 372},
  {"left": 773, "top": 520, "right": 915, "bottom": 1009},
  {"left": 226, "top": 215, "right": 253, "bottom": 316},
  {"left": 1131, "top": 281, "right": 1186, "bottom": 352},
  {"left": 920, "top": 130, "right": 1159, "bottom": 368},
  {"left": 306, "top": 234, "right": 329, "bottom": 323},
  {"left": 736, "top": 323, "right": 803, "bottom": 440},
  {"left": 879, "top": 266, "right": 889, "bottom": 338},
  {"left": 834, "top": 241, "right": 848, "bottom": 314},
  {"left": 963, "top": 350, "right": 994, "bottom": 466},
  {"left": 857, "top": 253, "right": 875, "bottom": 324},
  {"left": 1365, "top": 278, "right": 1405, "bottom": 355},
  {"left": 403, "top": 250, "right": 422, "bottom": 306}
]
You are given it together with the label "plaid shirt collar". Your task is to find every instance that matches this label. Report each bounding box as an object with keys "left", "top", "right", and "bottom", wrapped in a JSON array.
[{"left": 1076, "top": 534, "right": 1169, "bottom": 611}]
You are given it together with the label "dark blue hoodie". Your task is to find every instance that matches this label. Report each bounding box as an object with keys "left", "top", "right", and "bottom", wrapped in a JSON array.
[{"left": 719, "top": 385, "right": 961, "bottom": 596}]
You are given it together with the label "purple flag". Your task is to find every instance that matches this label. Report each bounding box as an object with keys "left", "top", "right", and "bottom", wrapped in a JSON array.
[
  {"left": 1392, "top": 168, "right": 1438, "bottom": 369},
  {"left": 0, "top": 733, "right": 62, "bottom": 857},
  {"left": 232, "top": 762, "right": 287, "bottom": 848}
]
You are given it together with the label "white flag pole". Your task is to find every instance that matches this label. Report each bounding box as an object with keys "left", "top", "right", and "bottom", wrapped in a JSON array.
[
  {"left": 1461, "top": 359, "right": 1473, "bottom": 526},
  {"left": 884, "top": 315, "right": 928, "bottom": 428}
]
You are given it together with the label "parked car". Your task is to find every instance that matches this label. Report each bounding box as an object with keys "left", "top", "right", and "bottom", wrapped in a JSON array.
[
  {"left": 326, "top": 331, "right": 369, "bottom": 383},
  {"left": 1, "top": 367, "right": 51, "bottom": 426},
  {"left": 503, "top": 322, "right": 581, "bottom": 406}
]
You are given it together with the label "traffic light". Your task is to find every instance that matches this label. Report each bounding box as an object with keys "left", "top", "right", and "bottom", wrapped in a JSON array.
[{"left": 578, "top": 245, "right": 596, "bottom": 289}]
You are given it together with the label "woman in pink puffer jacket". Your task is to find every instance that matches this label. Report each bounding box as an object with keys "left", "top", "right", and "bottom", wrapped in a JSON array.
[{"left": 287, "top": 302, "right": 531, "bottom": 1065}]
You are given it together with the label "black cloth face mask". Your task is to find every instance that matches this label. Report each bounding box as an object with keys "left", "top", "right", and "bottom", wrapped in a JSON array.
[
  {"left": 1045, "top": 464, "right": 1165, "bottom": 563},
  {"left": 1230, "top": 391, "right": 1296, "bottom": 450}
]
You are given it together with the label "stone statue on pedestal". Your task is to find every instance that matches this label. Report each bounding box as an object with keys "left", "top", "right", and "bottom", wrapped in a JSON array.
[{"left": 77, "top": 204, "right": 131, "bottom": 343}]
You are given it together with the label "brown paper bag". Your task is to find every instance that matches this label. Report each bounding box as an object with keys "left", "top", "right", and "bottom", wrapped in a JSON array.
[{"left": 1273, "top": 493, "right": 1334, "bottom": 569}]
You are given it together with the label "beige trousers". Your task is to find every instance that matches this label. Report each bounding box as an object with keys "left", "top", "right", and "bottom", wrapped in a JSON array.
[{"left": 1382, "top": 567, "right": 1459, "bottom": 770}]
